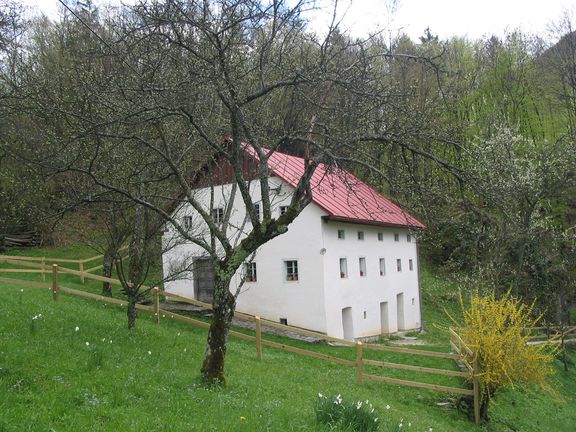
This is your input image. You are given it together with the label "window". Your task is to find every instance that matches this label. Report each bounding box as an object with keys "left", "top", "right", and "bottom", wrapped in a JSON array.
[
  {"left": 279, "top": 206, "right": 288, "bottom": 215},
  {"left": 254, "top": 203, "right": 261, "bottom": 220},
  {"left": 280, "top": 318, "right": 288, "bottom": 325},
  {"left": 397, "top": 259, "right": 402, "bottom": 272},
  {"left": 285, "top": 260, "right": 299, "bottom": 281},
  {"left": 357, "top": 231, "right": 365, "bottom": 240},
  {"left": 407, "top": 233, "right": 412, "bottom": 243},
  {"left": 378, "top": 232, "right": 384, "bottom": 241},
  {"left": 183, "top": 215, "right": 193, "bottom": 230},
  {"left": 363, "top": 311, "right": 367, "bottom": 319},
  {"left": 394, "top": 233, "right": 399, "bottom": 242},
  {"left": 359, "top": 257, "right": 367, "bottom": 277},
  {"left": 211, "top": 208, "right": 224, "bottom": 224},
  {"left": 379, "top": 258, "right": 386, "bottom": 276},
  {"left": 245, "top": 262, "right": 257, "bottom": 282},
  {"left": 339, "top": 258, "right": 348, "bottom": 278},
  {"left": 337, "top": 229, "right": 345, "bottom": 239},
  {"left": 409, "top": 259, "right": 414, "bottom": 271}
]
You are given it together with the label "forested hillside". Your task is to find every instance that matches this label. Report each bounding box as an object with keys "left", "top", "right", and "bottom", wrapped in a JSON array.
[{"left": 1, "top": 0, "right": 575, "bottom": 379}]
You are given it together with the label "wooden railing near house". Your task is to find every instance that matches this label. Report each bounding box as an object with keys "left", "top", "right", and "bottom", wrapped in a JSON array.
[{"left": 1, "top": 257, "right": 487, "bottom": 425}]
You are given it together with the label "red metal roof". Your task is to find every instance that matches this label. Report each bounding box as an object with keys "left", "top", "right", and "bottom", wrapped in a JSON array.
[{"left": 245, "top": 146, "right": 425, "bottom": 229}]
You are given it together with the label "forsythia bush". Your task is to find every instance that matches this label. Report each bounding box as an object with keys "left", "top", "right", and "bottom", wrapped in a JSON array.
[{"left": 456, "top": 291, "right": 557, "bottom": 420}]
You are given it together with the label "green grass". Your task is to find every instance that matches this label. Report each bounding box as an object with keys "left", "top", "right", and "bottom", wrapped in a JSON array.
[{"left": 1, "top": 246, "right": 575, "bottom": 431}]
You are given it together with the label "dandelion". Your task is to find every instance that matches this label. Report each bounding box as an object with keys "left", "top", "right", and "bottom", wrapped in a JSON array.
[
  {"left": 20, "top": 289, "right": 24, "bottom": 292},
  {"left": 162, "top": 314, "right": 166, "bottom": 318},
  {"left": 75, "top": 326, "right": 80, "bottom": 332}
]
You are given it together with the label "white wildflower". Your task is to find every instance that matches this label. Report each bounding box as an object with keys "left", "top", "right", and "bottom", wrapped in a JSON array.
[
  {"left": 75, "top": 326, "right": 79, "bottom": 332},
  {"left": 85, "top": 342, "right": 90, "bottom": 347},
  {"left": 386, "top": 404, "right": 390, "bottom": 410},
  {"left": 318, "top": 393, "right": 324, "bottom": 398},
  {"left": 148, "top": 351, "right": 152, "bottom": 355},
  {"left": 356, "top": 401, "right": 362, "bottom": 409},
  {"left": 20, "top": 289, "right": 24, "bottom": 292}
]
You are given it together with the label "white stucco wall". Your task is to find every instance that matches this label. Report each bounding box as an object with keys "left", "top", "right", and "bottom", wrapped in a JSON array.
[
  {"left": 321, "top": 222, "right": 421, "bottom": 339},
  {"left": 162, "top": 177, "right": 329, "bottom": 333},
  {"left": 162, "top": 176, "right": 422, "bottom": 339}
]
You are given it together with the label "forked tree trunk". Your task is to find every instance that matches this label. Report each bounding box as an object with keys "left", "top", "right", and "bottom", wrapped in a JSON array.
[
  {"left": 102, "top": 251, "right": 114, "bottom": 296},
  {"left": 201, "top": 273, "right": 236, "bottom": 384}
]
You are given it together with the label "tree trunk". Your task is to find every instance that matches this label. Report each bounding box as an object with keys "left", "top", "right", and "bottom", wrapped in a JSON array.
[
  {"left": 480, "top": 389, "right": 494, "bottom": 422},
  {"left": 201, "top": 272, "right": 236, "bottom": 384},
  {"left": 127, "top": 295, "right": 137, "bottom": 330},
  {"left": 102, "top": 251, "right": 114, "bottom": 296}
]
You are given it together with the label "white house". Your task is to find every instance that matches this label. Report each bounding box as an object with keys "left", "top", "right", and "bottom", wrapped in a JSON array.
[{"left": 162, "top": 147, "right": 425, "bottom": 340}]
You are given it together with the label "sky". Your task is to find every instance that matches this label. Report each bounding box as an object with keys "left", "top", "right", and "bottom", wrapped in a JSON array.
[{"left": 21, "top": 0, "right": 576, "bottom": 42}]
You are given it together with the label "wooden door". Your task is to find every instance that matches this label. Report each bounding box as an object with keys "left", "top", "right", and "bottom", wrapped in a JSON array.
[{"left": 193, "top": 258, "right": 214, "bottom": 302}]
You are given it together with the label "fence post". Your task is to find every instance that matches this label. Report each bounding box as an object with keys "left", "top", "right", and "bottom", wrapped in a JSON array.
[
  {"left": 41, "top": 257, "right": 46, "bottom": 282},
  {"left": 356, "top": 341, "right": 363, "bottom": 384},
  {"left": 472, "top": 354, "right": 481, "bottom": 426},
  {"left": 79, "top": 260, "right": 85, "bottom": 284},
  {"left": 153, "top": 287, "right": 160, "bottom": 324},
  {"left": 255, "top": 316, "right": 262, "bottom": 360},
  {"left": 52, "top": 264, "right": 60, "bottom": 301}
]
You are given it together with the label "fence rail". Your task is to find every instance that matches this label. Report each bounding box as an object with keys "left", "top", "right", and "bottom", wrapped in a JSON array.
[{"left": 1, "top": 261, "right": 480, "bottom": 425}]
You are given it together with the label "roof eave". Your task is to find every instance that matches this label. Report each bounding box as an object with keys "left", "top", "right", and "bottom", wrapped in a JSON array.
[{"left": 322, "top": 215, "right": 426, "bottom": 230}]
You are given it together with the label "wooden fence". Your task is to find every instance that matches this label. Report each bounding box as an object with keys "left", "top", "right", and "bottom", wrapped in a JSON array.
[
  {"left": 1, "top": 258, "right": 482, "bottom": 425},
  {"left": 0, "top": 247, "right": 128, "bottom": 283}
]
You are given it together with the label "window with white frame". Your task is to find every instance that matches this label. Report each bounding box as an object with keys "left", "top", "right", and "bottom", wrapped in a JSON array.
[
  {"left": 378, "top": 232, "right": 384, "bottom": 241},
  {"left": 396, "top": 259, "right": 402, "bottom": 272},
  {"left": 279, "top": 206, "right": 288, "bottom": 215},
  {"left": 409, "top": 259, "right": 414, "bottom": 271},
  {"left": 211, "top": 208, "right": 224, "bottom": 224},
  {"left": 407, "top": 233, "right": 412, "bottom": 243},
  {"left": 339, "top": 258, "right": 348, "bottom": 278},
  {"left": 285, "top": 260, "right": 299, "bottom": 281},
  {"left": 357, "top": 231, "right": 364, "bottom": 240},
  {"left": 183, "top": 215, "right": 193, "bottom": 230},
  {"left": 394, "top": 233, "right": 399, "bottom": 242},
  {"left": 245, "top": 262, "right": 257, "bottom": 282},
  {"left": 359, "top": 257, "right": 367, "bottom": 277},
  {"left": 338, "top": 229, "right": 345, "bottom": 239},
  {"left": 379, "top": 258, "right": 386, "bottom": 276}
]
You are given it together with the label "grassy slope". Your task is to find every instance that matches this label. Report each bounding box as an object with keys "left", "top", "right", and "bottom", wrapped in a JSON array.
[{"left": 1, "top": 246, "right": 575, "bottom": 431}]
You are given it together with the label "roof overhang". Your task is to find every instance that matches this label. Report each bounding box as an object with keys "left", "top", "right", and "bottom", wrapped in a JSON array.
[{"left": 322, "top": 215, "right": 426, "bottom": 230}]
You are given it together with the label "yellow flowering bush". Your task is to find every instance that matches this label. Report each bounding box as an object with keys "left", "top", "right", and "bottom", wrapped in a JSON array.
[{"left": 455, "top": 291, "right": 557, "bottom": 420}]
